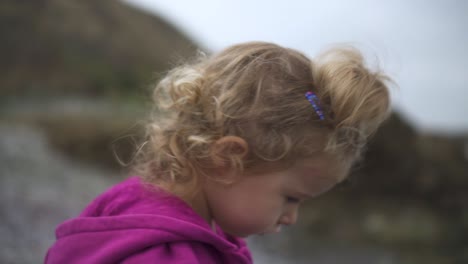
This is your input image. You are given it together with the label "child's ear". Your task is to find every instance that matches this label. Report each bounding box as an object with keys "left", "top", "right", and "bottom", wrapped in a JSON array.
[{"left": 211, "top": 136, "right": 249, "bottom": 167}]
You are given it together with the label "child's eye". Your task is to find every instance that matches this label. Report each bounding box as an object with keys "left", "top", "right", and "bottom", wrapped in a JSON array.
[{"left": 285, "top": 196, "right": 300, "bottom": 203}]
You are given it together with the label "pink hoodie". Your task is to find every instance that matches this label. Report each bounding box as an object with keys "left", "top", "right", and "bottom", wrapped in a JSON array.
[{"left": 45, "top": 177, "right": 253, "bottom": 264}]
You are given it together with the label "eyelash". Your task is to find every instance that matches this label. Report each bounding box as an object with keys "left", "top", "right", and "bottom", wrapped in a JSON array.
[{"left": 285, "top": 196, "right": 300, "bottom": 203}]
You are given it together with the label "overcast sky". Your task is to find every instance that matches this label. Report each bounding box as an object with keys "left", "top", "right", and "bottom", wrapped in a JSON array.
[{"left": 124, "top": 0, "right": 468, "bottom": 134}]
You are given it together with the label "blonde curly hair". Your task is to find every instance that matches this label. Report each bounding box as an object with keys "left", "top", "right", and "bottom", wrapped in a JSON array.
[{"left": 133, "top": 41, "right": 391, "bottom": 198}]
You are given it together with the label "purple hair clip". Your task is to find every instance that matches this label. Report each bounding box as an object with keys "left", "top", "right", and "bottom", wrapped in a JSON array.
[{"left": 305, "top": 91, "right": 325, "bottom": 120}]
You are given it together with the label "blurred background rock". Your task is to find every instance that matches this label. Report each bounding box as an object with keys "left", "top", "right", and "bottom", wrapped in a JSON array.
[{"left": 0, "top": 0, "right": 466, "bottom": 263}]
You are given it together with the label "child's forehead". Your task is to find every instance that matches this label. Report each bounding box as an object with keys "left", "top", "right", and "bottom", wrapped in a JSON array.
[
  {"left": 283, "top": 156, "right": 346, "bottom": 197},
  {"left": 293, "top": 155, "right": 347, "bottom": 182}
]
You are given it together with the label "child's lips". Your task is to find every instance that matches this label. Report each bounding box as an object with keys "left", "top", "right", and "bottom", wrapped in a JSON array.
[
  {"left": 274, "top": 225, "right": 282, "bottom": 233},
  {"left": 260, "top": 225, "right": 282, "bottom": 235}
]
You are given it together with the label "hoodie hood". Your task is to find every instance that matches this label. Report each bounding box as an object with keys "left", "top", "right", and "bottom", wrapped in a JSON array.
[{"left": 45, "top": 177, "right": 252, "bottom": 264}]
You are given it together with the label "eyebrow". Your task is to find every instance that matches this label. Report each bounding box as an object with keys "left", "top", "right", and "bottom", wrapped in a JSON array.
[{"left": 294, "top": 191, "right": 314, "bottom": 200}]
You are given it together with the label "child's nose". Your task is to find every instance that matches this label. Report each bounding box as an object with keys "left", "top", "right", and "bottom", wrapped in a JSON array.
[{"left": 279, "top": 208, "right": 298, "bottom": 226}]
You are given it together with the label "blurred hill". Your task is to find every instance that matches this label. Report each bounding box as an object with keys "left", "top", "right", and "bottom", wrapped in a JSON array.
[
  {"left": 357, "top": 114, "right": 468, "bottom": 209},
  {"left": 0, "top": 0, "right": 200, "bottom": 98}
]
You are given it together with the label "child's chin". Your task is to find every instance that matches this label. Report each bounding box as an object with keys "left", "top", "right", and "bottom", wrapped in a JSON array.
[
  {"left": 223, "top": 229, "right": 251, "bottom": 238},
  {"left": 226, "top": 226, "right": 280, "bottom": 237}
]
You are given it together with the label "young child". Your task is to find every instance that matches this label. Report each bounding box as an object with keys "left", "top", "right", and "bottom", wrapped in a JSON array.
[{"left": 45, "top": 41, "right": 391, "bottom": 263}]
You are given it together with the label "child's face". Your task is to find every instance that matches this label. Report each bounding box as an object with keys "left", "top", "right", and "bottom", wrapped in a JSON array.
[{"left": 204, "top": 156, "right": 342, "bottom": 237}]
